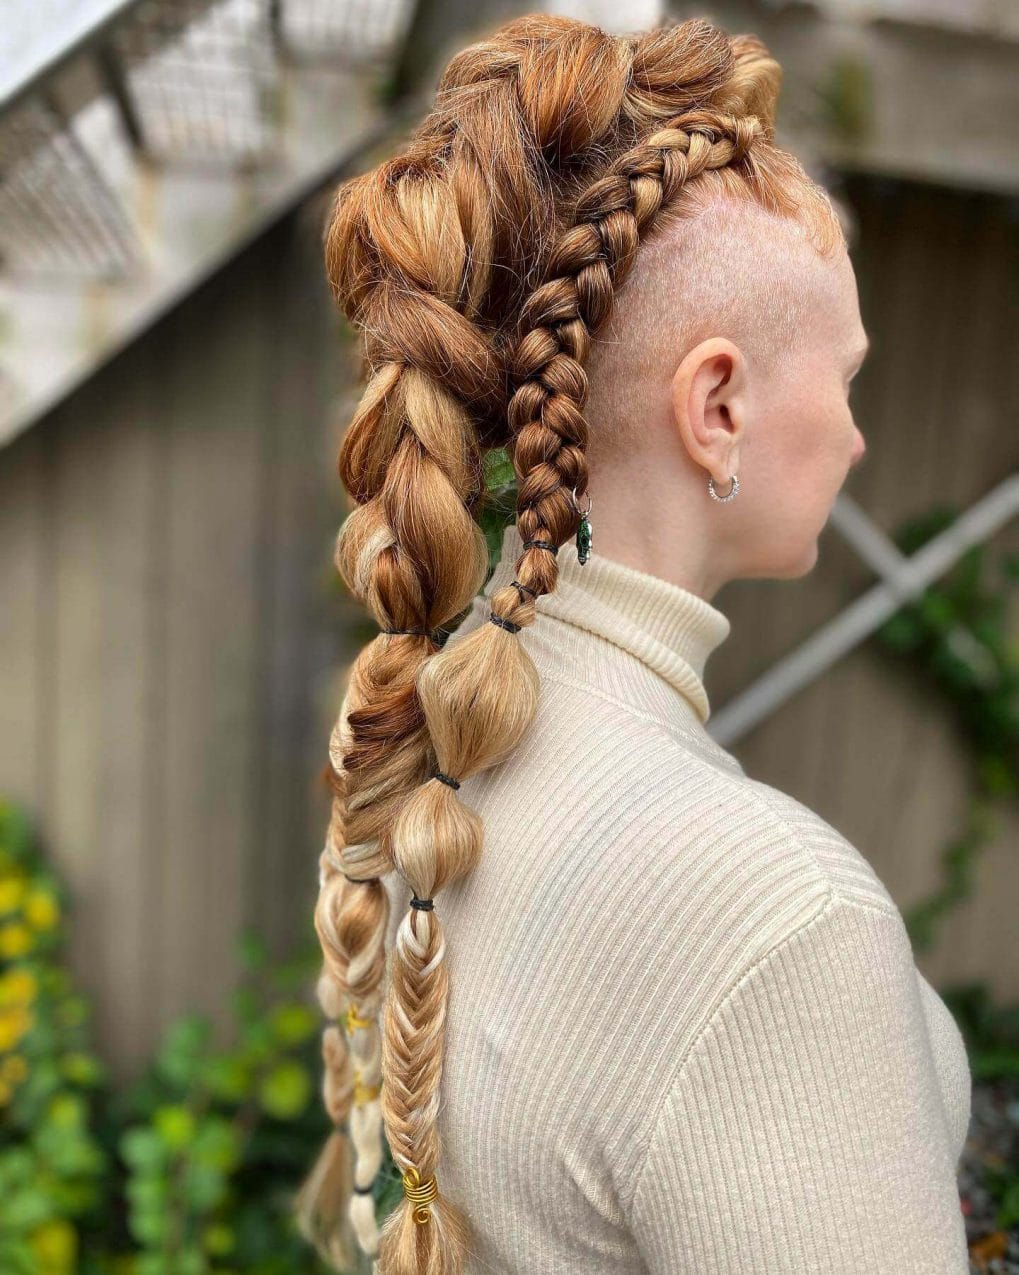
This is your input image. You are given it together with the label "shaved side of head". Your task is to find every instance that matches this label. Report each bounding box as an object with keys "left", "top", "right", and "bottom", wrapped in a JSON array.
[{"left": 583, "top": 194, "right": 850, "bottom": 468}]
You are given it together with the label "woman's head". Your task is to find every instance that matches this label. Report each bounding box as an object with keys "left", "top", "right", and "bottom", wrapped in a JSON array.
[
  {"left": 297, "top": 13, "right": 852, "bottom": 1274},
  {"left": 583, "top": 196, "right": 869, "bottom": 595}
]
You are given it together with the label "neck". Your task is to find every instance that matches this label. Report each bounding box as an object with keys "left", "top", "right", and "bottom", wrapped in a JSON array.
[
  {"left": 578, "top": 479, "right": 731, "bottom": 603},
  {"left": 476, "top": 520, "right": 732, "bottom": 727}
]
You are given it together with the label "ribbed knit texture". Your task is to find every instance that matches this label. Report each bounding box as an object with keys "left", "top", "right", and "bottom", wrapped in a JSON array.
[{"left": 381, "top": 522, "right": 972, "bottom": 1273}]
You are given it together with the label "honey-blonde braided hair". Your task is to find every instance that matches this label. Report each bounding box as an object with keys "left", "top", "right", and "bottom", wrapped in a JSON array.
[{"left": 295, "top": 12, "right": 844, "bottom": 1274}]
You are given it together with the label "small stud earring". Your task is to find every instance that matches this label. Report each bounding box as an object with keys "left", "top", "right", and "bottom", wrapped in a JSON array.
[
  {"left": 707, "top": 472, "right": 739, "bottom": 503},
  {"left": 570, "top": 484, "right": 593, "bottom": 564}
]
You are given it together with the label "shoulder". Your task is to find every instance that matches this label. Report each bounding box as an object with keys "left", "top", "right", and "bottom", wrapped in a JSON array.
[
  {"left": 498, "top": 671, "right": 899, "bottom": 927},
  {"left": 464, "top": 674, "right": 904, "bottom": 1018},
  {"left": 463, "top": 670, "right": 902, "bottom": 940},
  {"left": 731, "top": 771, "right": 901, "bottom": 919}
]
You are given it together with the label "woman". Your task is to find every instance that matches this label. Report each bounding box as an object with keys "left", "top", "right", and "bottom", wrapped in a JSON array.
[{"left": 297, "top": 13, "right": 972, "bottom": 1274}]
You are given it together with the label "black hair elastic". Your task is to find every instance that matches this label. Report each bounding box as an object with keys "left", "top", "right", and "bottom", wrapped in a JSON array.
[
  {"left": 523, "top": 538, "right": 559, "bottom": 555},
  {"left": 410, "top": 895, "right": 434, "bottom": 911},
  {"left": 382, "top": 627, "right": 443, "bottom": 643},
  {"left": 510, "top": 579, "right": 539, "bottom": 601},
  {"left": 433, "top": 771, "right": 460, "bottom": 789},
  {"left": 490, "top": 612, "right": 521, "bottom": 634}
]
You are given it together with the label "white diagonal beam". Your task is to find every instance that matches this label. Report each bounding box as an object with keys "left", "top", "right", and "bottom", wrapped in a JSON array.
[
  {"left": 709, "top": 474, "right": 1019, "bottom": 748},
  {"left": 828, "top": 492, "right": 921, "bottom": 597}
]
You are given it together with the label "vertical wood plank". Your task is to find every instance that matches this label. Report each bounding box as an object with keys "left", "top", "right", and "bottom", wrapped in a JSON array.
[
  {"left": 93, "top": 337, "right": 166, "bottom": 1074},
  {"left": 158, "top": 253, "right": 267, "bottom": 1039},
  {"left": 247, "top": 211, "right": 350, "bottom": 960},
  {"left": 0, "top": 427, "right": 46, "bottom": 813},
  {"left": 47, "top": 378, "right": 108, "bottom": 1038}
]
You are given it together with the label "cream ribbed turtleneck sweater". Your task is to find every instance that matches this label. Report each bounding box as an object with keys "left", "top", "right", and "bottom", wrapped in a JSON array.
[{"left": 382, "top": 522, "right": 972, "bottom": 1274}]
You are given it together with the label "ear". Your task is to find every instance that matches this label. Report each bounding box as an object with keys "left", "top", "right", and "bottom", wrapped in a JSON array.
[{"left": 669, "top": 337, "right": 745, "bottom": 484}]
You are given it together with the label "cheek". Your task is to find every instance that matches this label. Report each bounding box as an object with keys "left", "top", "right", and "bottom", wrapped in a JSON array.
[
  {"left": 778, "top": 392, "right": 851, "bottom": 482},
  {"left": 751, "top": 394, "right": 847, "bottom": 527},
  {"left": 756, "top": 402, "right": 827, "bottom": 485}
]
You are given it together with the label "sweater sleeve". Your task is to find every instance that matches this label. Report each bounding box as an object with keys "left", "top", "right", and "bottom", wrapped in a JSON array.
[{"left": 625, "top": 893, "right": 970, "bottom": 1274}]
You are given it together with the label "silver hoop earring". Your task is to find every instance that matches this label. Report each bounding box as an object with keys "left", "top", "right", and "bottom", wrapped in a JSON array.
[{"left": 707, "top": 472, "right": 739, "bottom": 503}]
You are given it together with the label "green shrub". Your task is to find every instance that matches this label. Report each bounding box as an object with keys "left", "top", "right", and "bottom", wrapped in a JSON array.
[{"left": 0, "top": 800, "right": 377, "bottom": 1275}]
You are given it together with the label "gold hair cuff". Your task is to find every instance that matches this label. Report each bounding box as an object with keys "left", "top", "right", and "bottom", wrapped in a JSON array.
[
  {"left": 351, "top": 1066, "right": 381, "bottom": 1105},
  {"left": 345, "top": 1002, "right": 374, "bottom": 1034},
  {"left": 402, "top": 1166, "right": 438, "bottom": 1224}
]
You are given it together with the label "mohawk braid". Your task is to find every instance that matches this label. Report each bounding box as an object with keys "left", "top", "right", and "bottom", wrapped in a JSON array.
[{"left": 502, "top": 109, "right": 767, "bottom": 614}]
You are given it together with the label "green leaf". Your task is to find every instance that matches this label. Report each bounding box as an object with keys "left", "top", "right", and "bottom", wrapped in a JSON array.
[
  {"left": 172, "top": 1248, "right": 206, "bottom": 1275},
  {"left": 237, "top": 931, "right": 268, "bottom": 973},
  {"left": 135, "top": 1249, "right": 172, "bottom": 1274},
  {"left": 45, "top": 1091, "right": 86, "bottom": 1131},
  {"left": 230, "top": 987, "right": 259, "bottom": 1026},
  {"left": 153, "top": 1104, "right": 196, "bottom": 1151},
  {"left": 267, "top": 1003, "right": 317, "bottom": 1047},
  {"left": 877, "top": 610, "right": 922, "bottom": 652},
  {"left": 998, "top": 1178, "right": 1019, "bottom": 1229},
  {"left": 0, "top": 1238, "right": 39, "bottom": 1275},
  {"left": 482, "top": 447, "right": 516, "bottom": 492},
  {"left": 120, "top": 1128, "right": 168, "bottom": 1172},
  {"left": 126, "top": 1176, "right": 169, "bottom": 1210},
  {"left": 201, "top": 1222, "right": 235, "bottom": 1256},
  {"left": 127, "top": 1204, "right": 167, "bottom": 1247},
  {"left": 155, "top": 1016, "right": 212, "bottom": 1089},
  {"left": 257, "top": 1061, "right": 312, "bottom": 1120},
  {"left": 202, "top": 1056, "right": 252, "bottom": 1103},
  {"left": 190, "top": 1117, "right": 241, "bottom": 1173},
  {"left": 0, "top": 1186, "right": 55, "bottom": 1231},
  {"left": 182, "top": 1161, "right": 227, "bottom": 1212}
]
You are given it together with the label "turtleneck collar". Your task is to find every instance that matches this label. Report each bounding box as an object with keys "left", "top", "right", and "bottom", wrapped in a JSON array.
[{"left": 473, "top": 521, "right": 731, "bottom": 726}]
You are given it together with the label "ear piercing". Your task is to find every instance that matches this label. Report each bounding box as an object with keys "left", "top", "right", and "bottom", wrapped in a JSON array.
[{"left": 707, "top": 472, "right": 739, "bottom": 503}]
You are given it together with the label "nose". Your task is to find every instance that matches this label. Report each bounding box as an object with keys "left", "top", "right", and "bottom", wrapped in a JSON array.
[{"left": 849, "top": 426, "right": 866, "bottom": 468}]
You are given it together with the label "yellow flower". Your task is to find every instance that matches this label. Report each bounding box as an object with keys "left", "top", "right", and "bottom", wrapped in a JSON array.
[
  {"left": 24, "top": 887, "right": 59, "bottom": 931},
  {"left": 29, "top": 1217, "right": 78, "bottom": 1274},
  {"left": 0, "top": 1005, "right": 32, "bottom": 1051},
  {"left": 0, "top": 923, "right": 33, "bottom": 958},
  {"left": 0, "top": 968, "right": 38, "bottom": 1005},
  {"left": 0, "top": 875, "right": 26, "bottom": 914}
]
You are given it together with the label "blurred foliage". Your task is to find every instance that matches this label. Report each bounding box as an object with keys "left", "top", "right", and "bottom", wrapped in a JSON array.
[
  {"left": 0, "top": 799, "right": 393, "bottom": 1275},
  {"left": 944, "top": 983, "right": 1019, "bottom": 1084},
  {"left": 0, "top": 801, "right": 104, "bottom": 1275},
  {"left": 815, "top": 54, "right": 874, "bottom": 147},
  {"left": 945, "top": 987, "right": 1019, "bottom": 1236},
  {"left": 871, "top": 504, "right": 1019, "bottom": 1232},
  {"left": 872, "top": 507, "right": 1018, "bottom": 956}
]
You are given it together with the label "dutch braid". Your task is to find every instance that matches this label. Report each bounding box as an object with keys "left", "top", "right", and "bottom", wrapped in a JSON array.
[{"left": 297, "top": 13, "right": 844, "bottom": 1275}]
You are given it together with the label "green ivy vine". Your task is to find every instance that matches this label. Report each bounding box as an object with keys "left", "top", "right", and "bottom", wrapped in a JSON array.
[{"left": 871, "top": 506, "right": 1018, "bottom": 957}]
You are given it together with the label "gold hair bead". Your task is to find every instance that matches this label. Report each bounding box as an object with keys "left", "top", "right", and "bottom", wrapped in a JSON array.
[
  {"left": 352, "top": 1069, "right": 381, "bottom": 1105},
  {"left": 401, "top": 1165, "right": 438, "bottom": 1224},
  {"left": 345, "top": 1002, "right": 374, "bottom": 1034}
]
